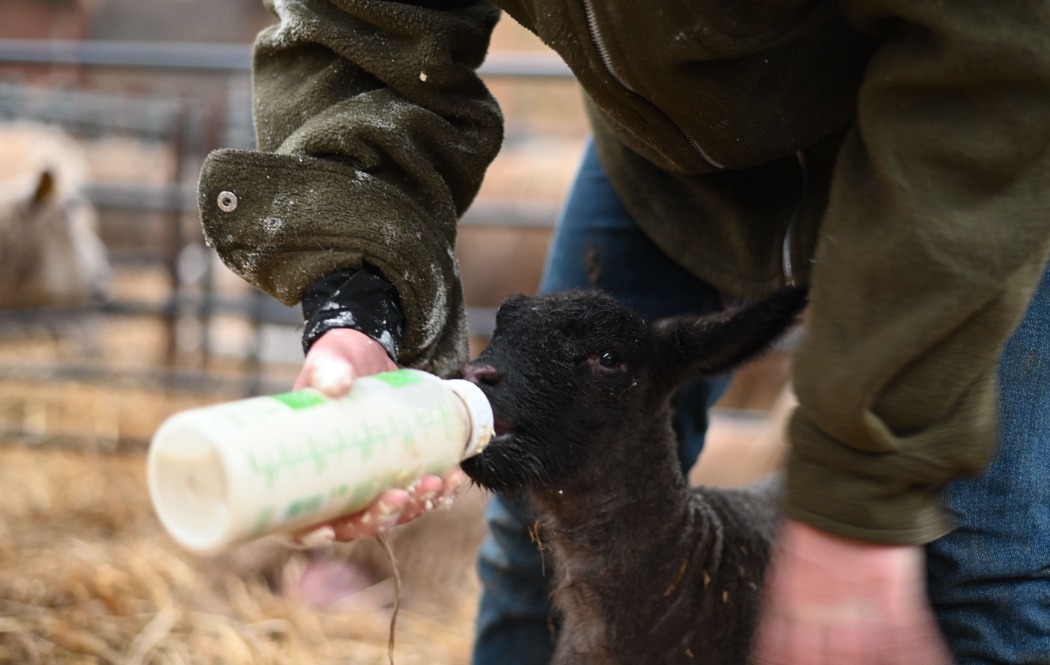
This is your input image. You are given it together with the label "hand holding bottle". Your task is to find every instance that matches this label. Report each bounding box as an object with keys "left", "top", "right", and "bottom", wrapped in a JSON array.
[
  {"left": 148, "top": 328, "right": 491, "bottom": 554},
  {"left": 288, "top": 329, "right": 469, "bottom": 545}
]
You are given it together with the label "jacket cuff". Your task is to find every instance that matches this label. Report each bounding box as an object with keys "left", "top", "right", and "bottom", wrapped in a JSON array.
[
  {"left": 785, "top": 411, "right": 956, "bottom": 546},
  {"left": 197, "top": 148, "right": 466, "bottom": 373},
  {"left": 300, "top": 266, "right": 404, "bottom": 361}
]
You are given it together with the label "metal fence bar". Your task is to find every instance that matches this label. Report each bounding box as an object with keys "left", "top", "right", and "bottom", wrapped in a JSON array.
[
  {"left": 0, "top": 39, "right": 571, "bottom": 398},
  {"left": 0, "top": 39, "right": 573, "bottom": 78},
  {"left": 83, "top": 183, "right": 559, "bottom": 228},
  {"left": 0, "top": 361, "right": 290, "bottom": 397},
  {"left": 0, "top": 39, "right": 251, "bottom": 72},
  {"left": 0, "top": 81, "right": 185, "bottom": 135}
]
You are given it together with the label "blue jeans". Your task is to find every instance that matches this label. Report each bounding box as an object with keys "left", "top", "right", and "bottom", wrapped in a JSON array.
[
  {"left": 471, "top": 140, "right": 730, "bottom": 665},
  {"left": 471, "top": 140, "right": 1050, "bottom": 665},
  {"left": 925, "top": 263, "right": 1050, "bottom": 664}
]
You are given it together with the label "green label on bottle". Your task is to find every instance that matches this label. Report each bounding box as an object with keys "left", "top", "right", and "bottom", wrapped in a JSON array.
[
  {"left": 272, "top": 390, "right": 327, "bottom": 410},
  {"left": 374, "top": 370, "right": 424, "bottom": 389}
]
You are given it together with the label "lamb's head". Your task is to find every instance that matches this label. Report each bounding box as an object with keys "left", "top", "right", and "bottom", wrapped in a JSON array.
[{"left": 459, "top": 287, "right": 806, "bottom": 496}]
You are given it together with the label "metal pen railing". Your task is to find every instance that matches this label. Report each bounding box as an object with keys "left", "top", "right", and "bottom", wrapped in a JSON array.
[
  {"left": 0, "top": 39, "right": 573, "bottom": 78},
  {"left": 0, "top": 39, "right": 574, "bottom": 394}
]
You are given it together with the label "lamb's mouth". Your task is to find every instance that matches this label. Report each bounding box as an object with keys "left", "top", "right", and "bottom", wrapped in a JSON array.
[
  {"left": 483, "top": 426, "right": 517, "bottom": 451},
  {"left": 459, "top": 424, "right": 544, "bottom": 494},
  {"left": 461, "top": 421, "right": 516, "bottom": 473},
  {"left": 465, "top": 421, "right": 514, "bottom": 466}
]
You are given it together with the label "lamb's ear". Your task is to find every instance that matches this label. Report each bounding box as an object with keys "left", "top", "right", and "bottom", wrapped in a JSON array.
[
  {"left": 651, "top": 286, "right": 807, "bottom": 383},
  {"left": 27, "top": 170, "right": 56, "bottom": 210}
]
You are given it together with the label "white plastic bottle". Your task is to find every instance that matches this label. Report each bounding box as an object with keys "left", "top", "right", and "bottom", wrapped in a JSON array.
[{"left": 147, "top": 369, "right": 493, "bottom": 555}]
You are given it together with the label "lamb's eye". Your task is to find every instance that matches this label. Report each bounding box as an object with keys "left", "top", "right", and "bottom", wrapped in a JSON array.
[
  {"left": 581, "top": 350, "right": 626, "bottom": 373},
  {"left": 588, "top": 351, "right": 626, "bottom": 372}
]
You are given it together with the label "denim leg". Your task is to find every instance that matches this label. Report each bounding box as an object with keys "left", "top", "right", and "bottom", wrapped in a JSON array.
[
  {"left": 472, "top": 495, "right": 560, "bottom": 665},
  {"left": 926, "top": 262, "right": 1050, "bottom": 664},
  {"left": 472, "top": 139, "right": 729, "bottom": 665}
]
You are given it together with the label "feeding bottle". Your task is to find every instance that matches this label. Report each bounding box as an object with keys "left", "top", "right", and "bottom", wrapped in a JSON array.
[{"left": 147, "top": 369, "right": 493, "bottom": 554}]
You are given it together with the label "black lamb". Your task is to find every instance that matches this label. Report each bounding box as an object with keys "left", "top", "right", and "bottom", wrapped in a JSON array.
[{"left": 459, "top": 287, "right": 808, "bottom": 665}]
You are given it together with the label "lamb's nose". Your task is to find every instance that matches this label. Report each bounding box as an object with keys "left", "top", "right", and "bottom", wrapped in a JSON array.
[{"left": 462, "top": 363, "right": 501, "bottom": 386}]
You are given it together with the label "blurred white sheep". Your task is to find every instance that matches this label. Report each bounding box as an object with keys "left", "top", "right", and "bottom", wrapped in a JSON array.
[{"left": 0, "top": 121, "right": 109, "bottom": 309}]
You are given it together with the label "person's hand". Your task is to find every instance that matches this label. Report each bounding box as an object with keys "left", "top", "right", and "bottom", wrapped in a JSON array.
[
  {"left": 285, "top": 328, "right": 466, "bottom": 547},
  {"left": 293, "top": 328, "right": 398, "bottom": 394},
  {"left": 750, "top": 519, "right": 953, "bottom": 664}
]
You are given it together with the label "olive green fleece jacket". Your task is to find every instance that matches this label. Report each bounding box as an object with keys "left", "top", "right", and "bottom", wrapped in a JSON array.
[{"left": 198, "top": 0, "right": 1050, "bottom": 545}]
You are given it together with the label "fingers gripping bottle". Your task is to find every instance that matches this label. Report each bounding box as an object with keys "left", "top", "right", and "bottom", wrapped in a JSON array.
[{"left": 147, "top": 369, "right": 493, "bottom": 554}]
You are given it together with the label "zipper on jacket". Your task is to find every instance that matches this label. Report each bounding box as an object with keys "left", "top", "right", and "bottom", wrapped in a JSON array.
[
  {"left": 581, "top": 0, "right": 724, "bottom": 170},
  {"left": 781, "top": 220, "right": 796, "bottom": 287},
  {"left": 781, "top": 151, "right": 807, "bottom": 287}
]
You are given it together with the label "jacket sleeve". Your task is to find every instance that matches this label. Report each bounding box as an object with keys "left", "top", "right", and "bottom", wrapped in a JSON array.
[
  {"left": 197, "top": 0, "right": 503, "bottom": 375},
  {"left": 787, "top": 0, "right": 1050, "bottom": 544}
]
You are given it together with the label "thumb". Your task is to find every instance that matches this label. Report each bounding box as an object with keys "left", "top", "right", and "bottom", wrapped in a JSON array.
[{"left": 295, "top": 349, "right": 357, "bottom": 397}]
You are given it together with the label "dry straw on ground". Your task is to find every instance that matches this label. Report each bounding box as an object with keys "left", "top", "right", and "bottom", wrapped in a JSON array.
[
  {"left": 0, "top": 442, "right": 483, "bottom": 665},
  {"left": 0, "top": 312, "right": 486, "bottom": 665}
]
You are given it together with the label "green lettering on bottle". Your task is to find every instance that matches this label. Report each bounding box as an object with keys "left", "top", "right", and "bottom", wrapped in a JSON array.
[
  {"left": 374, "top": 370, "right": 423, "bottom": 388},
  {"left": 272, "top": 390, "right": 327, "bottom": 410},
  {"left": 285, "top": 494, "right": 325, "bottom": 519}
]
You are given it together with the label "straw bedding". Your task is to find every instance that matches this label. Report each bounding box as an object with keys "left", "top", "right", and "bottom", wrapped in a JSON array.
[
  {"left": 0, "top": 440, "right": 486, "bottom": 665},
  {"left": 0, "top": 362, "right": 486, "bottom": 665}
]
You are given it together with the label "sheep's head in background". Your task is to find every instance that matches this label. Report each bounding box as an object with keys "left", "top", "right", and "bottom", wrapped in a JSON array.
[
  {"left": 460, "top": 287, "right": 807, "bottom": 498},
  {"left": 0, "top": 122, "right": 109, "bottom": 309}
]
